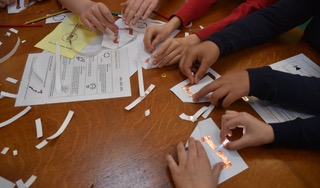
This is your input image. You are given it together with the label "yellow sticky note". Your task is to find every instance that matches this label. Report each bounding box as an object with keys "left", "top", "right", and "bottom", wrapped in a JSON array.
[{"left": 35, "top": 14, "right": 97, "bottom": 58}]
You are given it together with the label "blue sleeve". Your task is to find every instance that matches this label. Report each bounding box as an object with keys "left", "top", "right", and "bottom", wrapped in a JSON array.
[
  {"left": 206, "top": 0, "right": 320, "bottom": 56},
  {"left": 270, "top": 117, "right": 320, "bottom": 149},
  {"left": 247, "top": 66, "right": 320, "bottom": 149},
  {"left": 247, "top": 66, "right": 320, "bottom": 115}
]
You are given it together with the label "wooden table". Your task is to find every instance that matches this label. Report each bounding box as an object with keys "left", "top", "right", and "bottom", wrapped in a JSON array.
[{"left": 1, "top": 0, "right": 320, "bottom": 187}]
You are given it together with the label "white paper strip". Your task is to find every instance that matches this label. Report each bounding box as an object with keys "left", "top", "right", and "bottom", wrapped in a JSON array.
[
  {"left": 137, "top": 62, "right": 145, "bottom": 97},
  {"left": 55, "top": 41, "right": 62, "bottom": 93},
  {"left": 1, "top": 147, "right": 9, "bottom": 155},
  {"left": 202, "top": 104, "right": 214, "bottom": 118},
  {"left": 0, "top": 41, "right": 2, "bottom": 46},
  {"left": 145, "top": 109, "right": 150, "bottom": 116},
  {"left": 13, "top": 150, "right": 18, "bottom": 156},
  {"left": 35, "top": 118, "right": 43, "bottom": 138},
  {"left": 35, "top": 140, "right": 48, "bottom": 149},
  {"left": 125, "top": 84, "right": 155, "bottom": 110},
  {"left": 0, "top": 91, "right": 17, "bottom": 98},
  {"left": 5, "top": 77, "right": 18, "bottom": 84},
  {"left": 21, "top": 40, "right": 26, "bottom": 44},
  {"left": 15, "top": 179, "right": 24, "bottom": 188},
  {"left": 0, "top": 106, "right": 32, "bottom": 129},
  {"left": 0, "top": 36, "right": 20, "bottom": 64},
  {"left": 24, "top": 175, "right": 37, "bottom": 187},
  {"left": 0, "top": 176, "right": 15, "bottom": 188},
  {"left": 47, "top": 111, "right": 74, "bottom": 140},
  {"left": 179, "top": 106, "right": 208, "bottom": 122},
  {"left": 9, "top": 28, "right": 18, "bottom": 34},
  {"left": 5, "top": 32, "right": 11, "bottom": 37}
]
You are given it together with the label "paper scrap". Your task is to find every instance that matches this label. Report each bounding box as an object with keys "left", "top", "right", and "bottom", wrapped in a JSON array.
[
  {"left": 5, "top": 32, "right": 11, "bottom": 37},
  {"left": 0, "top": 106, "right": 31, "bottom": 129},
  {"left": 1, "top": 147, "right": 9, "bottom": 155},
  {"left": 15, "top": 179, "right": 24, "bottom": 188},
  {"left": 202, "top": 104, "right": 214, "bottom": 118},
  {"left": 0, "top": 91, "right": 17, "bottom": 98},
  {"left": 0, "top": 176, "right": 15, "bottom": 188},
  {"left": 35, "top": 140, "right": 48, "bottom": 149},
  {"left": 137, "top": 59, "right": 145, "bottom": 97},
  {"left": 199, "top": 25, "right": 204, "bottom": 29},
  {"left": 13, "top": 150, "right": 18, "bottom": 156},
  {"left": 0, "top": 37, "right": 20, "bottom": 64},
  {"left": 21, "top": 40, "right": 26, "bottom": 44},
  {"left": 9, "top": 28, "right": 18, "bottom": 34},
  {"left": 145, "top": 109, "right": 150, "bottom": 116},
  {"left": 187, "top": 118, "right": 248, "bottom": 184},
  {"left": 5, "top": 77, "right": 18, "bottom": 84},
  {"left": 24, "top": 175, "right": 37, "bottom": 187},
  {"left": 125, "top": 84, "right": 155, "bottom": 110},
  {"left": 179, "top": 106, "right": 208, "bottom": 122},
  {"left": 47, "top": 110, "right": 74, "bottom": 140},
  {"left": 35, "top": 118, "right": 43, "bottom": 138}
]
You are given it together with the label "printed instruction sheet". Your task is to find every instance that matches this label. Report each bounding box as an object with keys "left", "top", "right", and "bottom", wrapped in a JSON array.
[
  {"left": 15, "top": 49, "right": 131, "bottom": 106},
  {"left": 248, "top": 53, "right": 319, "bottom": 123},
  {"left": 187, "top": 118, "right": 248, "bottom": 184}
]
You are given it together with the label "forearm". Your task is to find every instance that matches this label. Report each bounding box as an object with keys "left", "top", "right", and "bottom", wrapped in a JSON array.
[
  {"left": 206, "top": 0, "right": 318, "bottom": 56},
  {"left": 59, "top": 0, "right": 94, "bottom": 15},
  {"left": 248, "top": 66, "right": 320, "bottom": 115},
  {"left": 270, "top": 116, "right": 320, "bottom": 149}
]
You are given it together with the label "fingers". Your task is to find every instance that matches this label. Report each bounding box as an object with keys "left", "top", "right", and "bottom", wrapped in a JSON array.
[
  {"left": 187, "top": 137, "right": 197, "bottom": 159},
  {"left": 211, "top": 162, "right": 224, "bottom": 185},
  {"left": 123, "top": 0, "right": 143, "bottom": 25},
  {"left": 193, "top": 81, "right": 219, "bottom": 102},
  {"left": 195, "top": 140, "right": 207, "bottom": 158},
  {"left": 179, "top": 54, "right": 196, "bottom": 84},
  {"left": 166, "top": 154, "right": 179, "bottom": 173},
  {"left": 143, "top": 27, "right": 156, "bottom": 53},
  {"left": 176, "top": 142, "right": 187, "bottom": 166}
]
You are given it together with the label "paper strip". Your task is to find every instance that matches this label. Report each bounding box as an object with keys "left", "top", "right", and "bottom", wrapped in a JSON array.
[
  {"left": 55, "top": 41, "right": 62, "bottom": 93},
  {"left": 24, "top": 175, "right": 37, "bottom": 187},
  {"left": 137, "top": 62, "right": 145, "bottom": 97},
  {"left": 125, "top": 84, "right": 155, "bottom": 110},
  {"left": 13, "top": 150, "right": 18, "bottom": 156},
  {"left": 47, "top": 110, "right": 74, "bottom": 140},
  {"left": 21, "top": 40, "right": 26, "bottom": 44},
  {"left": 0, "top": 176, "right": 15, "bottom": 188},
  {"left": 35, "top": 118, "right": 43, "bottom": 138},
  {"left": 0, "top": 41, "right": 2, "bottom": 46},
  {"left": 0, "top": 37, "right": 20, "bottom": 64},
  {"left": 145, "top": 109, "right": 150, "bottom": 116},
  {"left": 1, "top": 147, "right": 9, "bottom": 155},
  {"left": 0, "top": 106, "right": 32, "bottom": 129},
  {"left": 5, "top": 77, "right": 18, "bottom": 84},
  {"left": 35, "top": 140, "right": 48, "bottom": 149},
  {"left": 9, "top": 28, "right": 18, "bottom": 34},
  {"left": 5, "top": 32, "right": 11, "bottom": 36},
  {"left": 0, "top": 91, "right": 17, "bottom": 98},
  {"left": 179, "top": 106, "right": 208, "bottom": 122},
  {"left": 202, "top": 105, "right": 215, "bottom": 118},
  {"left": 15, "top": 179, "right": 24, "bottom": 188}
]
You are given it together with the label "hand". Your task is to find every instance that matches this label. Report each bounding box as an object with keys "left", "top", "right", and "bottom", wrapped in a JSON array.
[
  {"left": 79, "top": 2, "right": 118, "bottom": 33},
  {"left": 0, "top": 0, "right": 15, "bottom": 8},
  {"left": 193, "top": 71, "right": 250, "bottom": 108},
  {"left": 143, "top": 24, "right": 173, "bottom": 53},
  {"left": 220, "top": 110, "right": 274, "bottom": 150},
  {"left": 144, "top": 16, "right": 182, "bottom": 53},
  {"left": 179, "top": 41, "right": 220, "bottom": 84},
  {"left": 166, "top": 137, "right": 224, "bottom": 188},
  {"left": 153, "top": 35, "right": 201, "bottom": 68},
  {"left": 121, "top": 0, "right": 159, "bottom": 25}
]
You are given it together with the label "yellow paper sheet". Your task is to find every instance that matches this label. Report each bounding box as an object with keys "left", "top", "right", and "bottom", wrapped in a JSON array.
[{"left": 35, "top": 14, "right": 97, "bottom": 58}]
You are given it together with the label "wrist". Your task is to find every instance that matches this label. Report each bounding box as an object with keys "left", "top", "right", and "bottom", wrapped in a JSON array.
[
  {"left": 263, "top": 124, "right": 275, "bottom": 144},
  {"left": 186, "top": 34, "right": 201, "bottom": 45},
  {"left": 166, "top": 16, "right": 182, "bottom": 33}
]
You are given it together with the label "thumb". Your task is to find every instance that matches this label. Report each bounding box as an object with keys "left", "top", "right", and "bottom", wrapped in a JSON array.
[{"left": 211, "top": 162, "right": 224, "bottom": 185}]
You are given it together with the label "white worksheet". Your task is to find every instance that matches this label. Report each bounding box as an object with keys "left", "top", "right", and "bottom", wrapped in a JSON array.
[
  {"left": 170, "top": 68, "right": 220, "bottom": 103},
  {"left": 15, "top": 49, "right": 131, "bottom": 106},
  {"left": 248, "top": 53, "right": 319, "bottom": 123},
  {"left": 187, "top": 118, "right": 248, "bottom": 184}
]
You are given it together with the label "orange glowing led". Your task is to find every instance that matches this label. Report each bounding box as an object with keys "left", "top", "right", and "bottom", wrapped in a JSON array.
[
  {"left": 216, "top": 150, "right": 232, "bottom": 168},
  {"left": 201, "top": 136, "right": 217, "bottom": 150}
]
